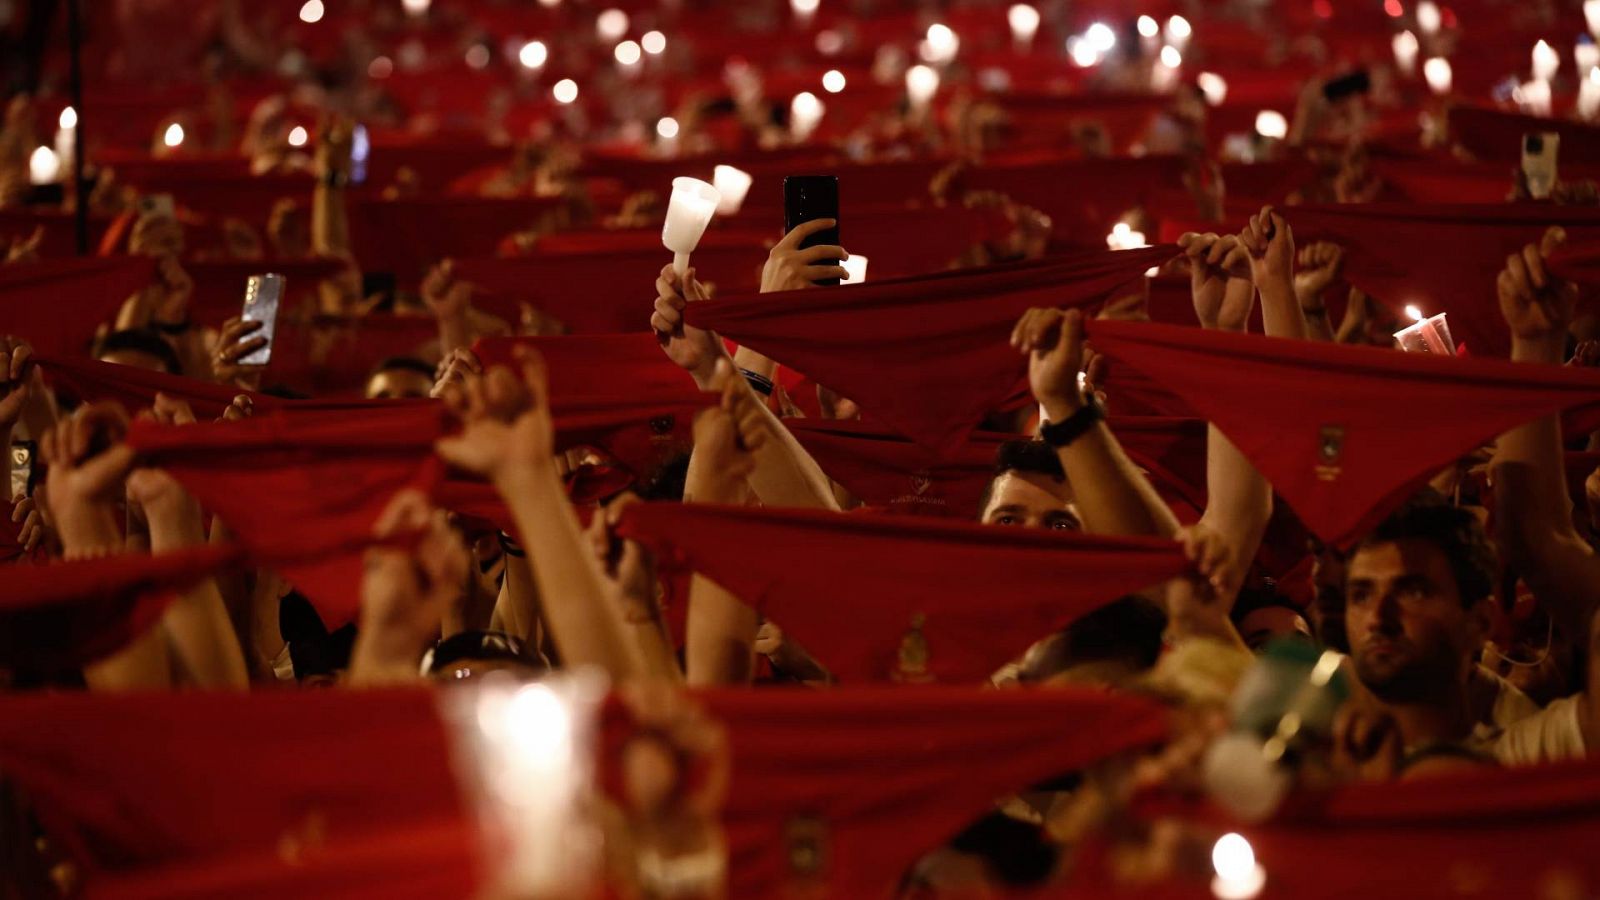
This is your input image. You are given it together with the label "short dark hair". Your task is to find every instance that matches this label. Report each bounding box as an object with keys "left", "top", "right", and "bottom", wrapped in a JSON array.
[
  {"left": 95, "top": 328, "right": 182, "bottom": 374},
  {"left": 946, "top": 811, "right": 1059, "bottom": 887},
  {"left": 1017, "top": 595, "right": 1167, "bottom": 683},
  {"left": 977, "top": 439, "right": 1066, "bottom": 514},
  {"left": 1355, "top": 489, "right": 1498, "bottom": 608},
  {"left": 368, "top": 356, "right": 436, "bottom": 382}
]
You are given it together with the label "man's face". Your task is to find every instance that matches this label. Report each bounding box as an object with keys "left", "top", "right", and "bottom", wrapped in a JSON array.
[
  {"left": 1236, "top": 605, "right": 1313, "bottom": 651},
  {"left": 365, "top": 368, "right": 434, "bottom": 400},
  {"left": 980, "top": 470, "right": 1080, "bottom": 530},
  {"left": 99, "top": 348, "right": 171, "bottom": 373},
  {"left": 1345, "top": 538, "right": 1486, "bottom": 703}
]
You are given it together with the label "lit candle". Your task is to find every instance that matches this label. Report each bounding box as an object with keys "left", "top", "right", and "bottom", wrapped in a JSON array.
[
  {"left": 1254, "top": 110, "right": 1288, "bottom": 140},
  {"left": 1165, "top": 15, "right": 1192, "bottom": 53},
  {"left": 54, "top": 106, "right": 76, "bottom": 172},
  {"left": 791, "top": 0, "right": 819, "bottom": 27},
  {"left": 162, "top": 122, "right": 186, "bottom": 148},
  {"left": 1392, "top": 31, "right": 1419, "bottom": 76},
  {"left": 596, "top": 8, "right": 628, "bottom": 42},
  {"left": 712, "top": 165, "right": 752, "bottom": 215},
  {"left": 790, "top": 91, "right": 824, "bottom": 141},
  {"left": 1153, "top": 45, "right": 1182, "bottom": 91},
  {"left": 1532, "top": 39, "right": 1560, "bottom": 82},
  {"left": 1423, "top": 57, "right": 1452, "bottom": 95},
  {"left": 1579, "top": 37, "right": 1600, "bottom": 73},
  {"left": 822, "top": 69, "right": 846, "bottom": 93},
  {"left": 1416, "top": 1, "right": 1441, "bottom": 35},
  {"left": 1581, "top": 67, "right": 1600, "bottom": 120},
  {"left": 1197, "top": 72, "right": 1229, "bottom": 106},
  {"left": 401, "top": 0, "right": 429, "bottom": 15},
  {"left": 1211, "top": 834, "right": 1267, "bottom": 900},
  {"left": 552, "top": 79, "right": 579, "bottom": 104},
  {"left": 642, "top": 31, "right": 667, "bottom": 56},
  {"left": 518, "top": 40, "right": 548, "bottom": 70},
  {"left": 287, "top": 125, "right": 308, "bottom": 147},
  {"left": 1137, "top": 15, "right": 1160, "bottom": 51},
  {"left": 1106, "top": 222, "right": 1148, "bottom": 250},
  {"left": 1085, "top": 22, "right": 1117, "bottom": 55},
  {"left": 921, "top": 23, "right": 960, "bottom": 65},
  {"left": 842, "top": 254, "right": 869, "bottom": 283},
  {"left": 655, "top": 117, "right": 680, "bottom": 155},
  {"left": 663, "top": 177, "right": 723, "bottom": 278},
  {"left": 614, "top": 40, "right": 642, "bottom": 76},
  {"left": 906, "top": 63, "right": 940, "bottom": 112},
  {"left": 28, "top": 146, "right": 60, "bottom": 185},
  {"left": 1516, "top": 78, "right": 1552, "bottom": 117},
  {"left": 1394, "top": 308, "right": 1455, "bottom": 355},
  {"left": 1008, "top": 5, "right": 1040, "bottom": 53}
]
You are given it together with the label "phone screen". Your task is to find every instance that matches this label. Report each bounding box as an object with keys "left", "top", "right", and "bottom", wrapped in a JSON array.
[
  {"left": 783, "top": 175, "right": 841, "bottom": 286},
  {"left": 1522, "top": 132, "right": 1560, "bottom": 200},
  {"left": 9, "top": 441, "right": 34, "bottom": 502},
  {"left": 351, "top": 124, "right": 370, "bottom": 185},
  {"left": 239, "top": 273, "right": 285, "bottom": 366}
]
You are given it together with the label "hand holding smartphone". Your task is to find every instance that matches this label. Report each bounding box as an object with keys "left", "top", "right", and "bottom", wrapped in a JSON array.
[
  {"left": 239, "top": 274, "right": 285, "bottom": 366},
  {"left": 1522, "top": 132, "right": 1560, "bottom": 200},
  {"left": 783, "top": 175, "right": 841, "bottom": 286}
]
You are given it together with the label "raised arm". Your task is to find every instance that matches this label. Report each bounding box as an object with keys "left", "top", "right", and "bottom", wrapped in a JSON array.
[
  {"left": 435, "top": 350, "right": 642, "bottom": 679},
  {"left": 1294, "top": 242, "right": 1346, "bottom": 343},
  {"left": 1011, "top": 306, "right": 1179, "bottom": 538},
  {"left": 1238, "top": 205, "right": 1308, "bottom": 340}
]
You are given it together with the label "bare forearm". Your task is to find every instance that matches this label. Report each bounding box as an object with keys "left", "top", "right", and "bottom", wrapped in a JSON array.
[
  {"left": 684, "top": 574, "right": 757, "bottom": 685},
  {"left": 1054, "top": 424, "right": 1181, "bottom": 538},
  {"left": 1259, "top": 277, "right": 1309, "bottom": 340},
  {"left": 1199, "top": 426, "right": 1272, "bottom": 603},
  {"left": 147, "top": 503, "right": 248, "bottom": 689},
  {"left": 438, "top": 314, "right": 472, "bottom": 357},
  {"left": 311, "top": 183, "right": 351, "bottom": 257}
]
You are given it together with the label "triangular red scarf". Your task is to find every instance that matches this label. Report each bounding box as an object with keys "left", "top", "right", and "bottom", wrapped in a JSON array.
[
  {"left": 183, "top": 257, "right": 346, "bottom": 328},
  {"left": 1088, "top": 320, "right": 1600, "bottom": 546},
  {"left": 1286, "top": 204, "right": 1600, "bottom": 358},
  {"left": 474, "top": 334, "right": 711, "bottom": 476},
  {"left": 0, "top": 545, "right": 242, "bottom": 668},
  {"left": 1550, "top": 238, "right": 1600, "bottom": 286},
  {"left": 39, "top": 354, "right": 270, "bottom": 421},
  {"left": 617, "top": 502, "right": 1189, "bottom": 683},
  {"left": 126, "top": 404, "right": 447, "bottom": 623},
  {"left": 0, "top": 256, "right": 156, "bottom": 356},
  {"left": 683, "top": 246, "right": 1176, "bottom": 452},
  {"left": 696, "top": 685, "right": 1170, "bottom": 897}
]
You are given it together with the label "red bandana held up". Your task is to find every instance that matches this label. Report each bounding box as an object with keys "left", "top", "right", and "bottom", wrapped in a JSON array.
[
  {"left": 126, "top": 403, "right": 447, "bottom": 623},
  {"left": 617, "top": 502, "right": 1189, "bottom": 683},
  {"left": 1286, "top": 204, "right": 1600, "bottom": 359},
  {"left": 39, "top": 354, "right": 267, "bottom": 421},
  {"left": 683, "top": 245, "right": 1176, "bottom": 453},
  {"left": 473, "top": 334, "right": 711, "bottom": 476},
  {"left": 0, "top": 256, "right": 157, "bottom": 357},
  {"left": 1550, "top": 238, "right": 1600, "bottom": 286},
  {"left": 1087, "top": 320, "right": 1600, "bottom": 546},
  {"left": 0, "top": 545, "right": 242, "bottom": 668}
]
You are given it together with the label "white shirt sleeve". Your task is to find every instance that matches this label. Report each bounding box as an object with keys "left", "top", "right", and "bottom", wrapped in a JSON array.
[{"left": 1490, "top": 695, "right": 1587, "bottom": 766}]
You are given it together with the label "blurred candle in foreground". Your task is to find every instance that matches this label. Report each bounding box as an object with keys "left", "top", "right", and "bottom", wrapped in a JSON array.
[
  {"left": 28, "top": 146, "right": 59, "bottom": 185},
  {"left": 163, "top": 122, "right": 185, "bottom": 148},
  {"left": 1532, "top": 40, "right": 1560, "bottom": 82},
  {"left": 663, "top": 177, "right": 722, "bottom": 277},
  {"left": 842, "top": 254, "right": 868, "bottom": 283},
  {"left": 1211, "top": 834, "right": 1266, "bottom": 900},
  {"left": 906, "top": 63, "right": 940, "bottom": 111},
  {"left": 1416, "top": 0, "right": 1441, "bottom": 35},
  {"left": 1423, "top": 57, "right": 1452, "bottom": 94},
  {"left": 1197, "top": 72, "right": 1228, "bottom": 106},
  {"left": 790, "top": 92, "right": 824, "bottom": 140},
  {"left": 712, "top": 165, "right": 752, "bottom": 214},
  {"left": 1392, "top": 31, "right": 1419, "bottom": 75},
  {"left": 1581, "top": 68, "right": 1600, "bottom": 120},
  {"left": 1254, "top": 110, "right": 1288, "bottom": 140},
  {"left": 1008, "top": 5, "right": 1040, "bottom": 53},
  {"left": 1165, "top": 15, "right": 1192, "bottom": 53},
  {"left": 54, "top": 106, "right": 76, "bottom": 170}
]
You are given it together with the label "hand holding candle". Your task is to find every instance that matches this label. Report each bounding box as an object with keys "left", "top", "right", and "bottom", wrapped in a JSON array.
[{"left": 663, "top": 177, "right": 723, "bottom": 279}]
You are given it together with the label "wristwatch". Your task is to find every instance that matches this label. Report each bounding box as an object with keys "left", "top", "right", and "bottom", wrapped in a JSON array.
[{"left": 1040, "top": 395, "right": 1106, "bottom": 448}]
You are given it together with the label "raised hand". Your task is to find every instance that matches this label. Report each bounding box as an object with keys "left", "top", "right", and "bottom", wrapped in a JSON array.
[
  {"left": 1011, "top": 307, "right": 1087, "bottom": 423},
  {"left": 212, "top": 316, "right": 266, "bottom": 389},
  {"left": 1294, "top": 241, "right": 1346, "bottom": 309},
  {"left": 218, "top": 393, "right": 254, "bottom": 423},
  {"left": 651, "top": 264, "right": 727, "bottom": 389},
  {"left": 431, "top": 347, "right": 483, "bottom": 399},
  {"left": 0, "top": 335, "right": 35, "bottom": 433},
  {"left": 126, "top": 395, "right": 201, "bottom": 528},
  {"left": 421, "top": 260, "right": 474, "bottom": 323},
  {"left": 1238, "top": 205, "right": 1295, "bottom": 292},
  {"left": 759, "top": 219, "right": 849, "bottom": 293},
  {"left": 1499, "top": 226, "right": 1577, "bottom": 357},
  {"left": 151, "top": 256, "right": 193, "bottom": 326},
  {"left": 1178, "top": 232, "right": 1253, "bottom": 331},
  {"left": 353, "top": 489, "right": 470, "bottom": 682},
  {"left": 40, "top": 402, "right": 135, "bottom": 556},
  {"left": 687, "top": 361, "right": 767, "bottom": 503},
  {"left": 435, "top": 347, "right": 555, "bottom": 485},
  {"left": 10, "top": 496, "right": 51, "bottom": 556}
]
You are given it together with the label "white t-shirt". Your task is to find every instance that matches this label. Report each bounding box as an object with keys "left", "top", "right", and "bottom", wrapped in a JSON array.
[{"left": 1471, "top": 694, "right": 1587, "bottom": 766}]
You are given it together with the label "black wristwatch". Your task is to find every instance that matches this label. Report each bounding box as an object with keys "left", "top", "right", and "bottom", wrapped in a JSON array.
[{"left": 1040, "top": 395, "right": 1105, "bottom": 448}]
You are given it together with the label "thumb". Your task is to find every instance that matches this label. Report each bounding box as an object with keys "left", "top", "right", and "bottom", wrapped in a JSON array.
[
  {"left": 1541, "top": 226, "right": 1568, "bottom": 257},
  {"left": 1059, "top": 309, "right": 1084, "bottom": 358}
]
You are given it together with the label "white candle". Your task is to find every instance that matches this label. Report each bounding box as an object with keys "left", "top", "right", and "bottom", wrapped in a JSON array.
[
  {"left": 663, "top": 177, "right": 723, "bottom": 277},
  {"left": 1581, "top": 68, "right": 1600, "bottom": 120},
  {"left": 1008, "top": 5, "right": 1040, "bottom": 53},
  {"left": 790, "top": 91, "right": 824, "bottom": 141},
  {"left": 596, "top": 8, "right": 628, "bottom": 42},
  {"left": 1393, "top": 31, "right": 1419, "bottom": 76},
  {"left": 1211, "top": 834, "right": 1267, "bottom": 900},
  {"left": 712, "top": 165, "right": 752, "bottom": 215},
  {"left": 518, "top": 40, "right": 548, "bottom": 69},
  {"left": 1533, "top": 39, "right": 1560, "bottom": 82},
  {"left": 655, "top": 117, "right": 680, "bottom": 155},
  {"left": 920, "top": 23, "right": 960, "bottom": 65},
  {"left": 28, "top": 146, "right": 60, "bottom": 185},
  {"left": 1423, "top": 57, "right": 1452, "bottom": 95},
  {"left": 614, "top": 40, "right": 642, "bottom": 76},
  {"left": 54, "top": 106, "right": 76, "bottom": 172},
  {"left": 641, "top": 31, "right": 667, "bottom": 56},
  {"left": 162, "top": 122, "right": 185, "bottom": 148},
  {"left": 1197, "top": 72, "right": 1229, "bottom": 106},
  {"left": 1153, "top": 46, "right": 1182, "bottom": 91},
  {"left": 842, "top": 255, "right": 869, "bottom": 283},
  {"left": 822, "top": 69, "right": 846, "bottom": 93},
  {"left": 1254, "top": 110, "right": 1288, "bottom": 140},
  {"left": 791, "top": 0, "right": 819, "bottom": 26},
  {"left": 1516, "top": 78, "right": 1552, "bottom": 117},
  {"left": 1165, "top": 15, "right": 1192, "bottom": 53},
  {"left": 552, "top": 79, "right": 579, "bottom": 104},
  {"left": 906, "top": 64, "right": 940, "bottom": 111},
  {"left": 1416, "top": 1, "right": 1441, "bottom": 35},
  {"left": 1137, "top": 14, "right": 1160, "bottom": 51},
  {"left": 1106, "top": 222, "right": 1148, "bottom": 250}
]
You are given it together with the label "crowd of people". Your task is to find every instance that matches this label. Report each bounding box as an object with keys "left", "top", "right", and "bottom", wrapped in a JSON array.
[{"left": 3, "top": 0, "right": 1600, "bottom": 896}]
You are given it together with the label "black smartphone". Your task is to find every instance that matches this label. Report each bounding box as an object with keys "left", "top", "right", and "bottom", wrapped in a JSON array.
[
  {"left": 9, "top": 440, "right": 34, "bottom": 501},
  {"left": 239, "top": 273, "right": 285, "bottom": 366},
  {"left": 1322, "top": 69, "right": 1371, "bottom": 103},
  {"left": 783, "top": 175, "right": 841, "bottom": 286}
]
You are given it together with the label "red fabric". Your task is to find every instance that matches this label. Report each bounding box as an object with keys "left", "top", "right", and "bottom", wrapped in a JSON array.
[
  {"left": 39, "top": 354, "right": 269, "bottom": 420},
  {"left": 452, "top": 240, "right": 769, "bottom": 334},
  {"left": 473, "top": 334, "right": 710, "bottom": 476},
  {"left": 684, "top": 246, "right": 1175, "bottom": 452},
  {"left": 0, "top": 688, "right": 469, "bottom": 889},
  {"left": 1550, "top": 239, "right": 1600, "bottom": 285},
  {"left": 698, "top": 686, "right": 1171, "bottom": 898},
  {"left": 1285, "top": 204, "right": 1600, "bottom": 359},
  {"left": 348, "top": 196, "right": 568, "bottom": 286},
  {"left": 1088, "top": 320, "right": 1600, "bottom": 546},
  {"left": 0, "top": 256, "right": 156, "bottom": 356},
  {"left": 184, "top": 257, "right": 347, "bottom": 328},
  {"left": 965, "top": 157, "right": 1188, "bottom": 248},
  {"left": 617, "top": 502, "right": 1190, "bottom": 683},
  {"left": 1449, "top": 105, "right": 1600, "bottom": 164},
  {"left": 787, "top": 416, "right": 1206, "bottom": 520},
  {"left": 264, "top": 313, "right": 438, "bottom": 397},
  {"left": 125, "top": 403, "right": 447, "bottom": 623},
  {"left": 0, "top": 208, "right": 115, "bottom": 259},
  {"left": 0, "top": 545, "right": 241, "bottom": 668}
]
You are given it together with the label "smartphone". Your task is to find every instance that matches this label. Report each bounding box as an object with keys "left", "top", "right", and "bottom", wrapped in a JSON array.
[
  {"left": 783, "top": 175, "right": 841, "bottom": 286},
  {"left": 1522, "top": 132, "right": 1560, "bottom": 200},
  {"left": 239, "top": 273, "right": 285, "bottom": 366},
  {"left": 137, "top": 193, "right": 175, "bottom": 221},
  {"left": 350, "top": 123, "right": 370, "bottom": 185},
  {"left": 9, "top": 441, "right": 34, "bottom": 502},
  {"left": 1321, "top": 69, "right": 1371, "bottom": 103}
]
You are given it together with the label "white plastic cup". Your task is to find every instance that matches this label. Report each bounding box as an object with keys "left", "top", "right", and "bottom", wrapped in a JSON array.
[
  {"left": 663, "top": 177, "right": 723, "bottom": 277},
  {"left": 713, "top": 165, "right": 752, "bottom": 215},
  {"left": 1393, "top": 312, "right": 1455, "bottom": 355}
]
